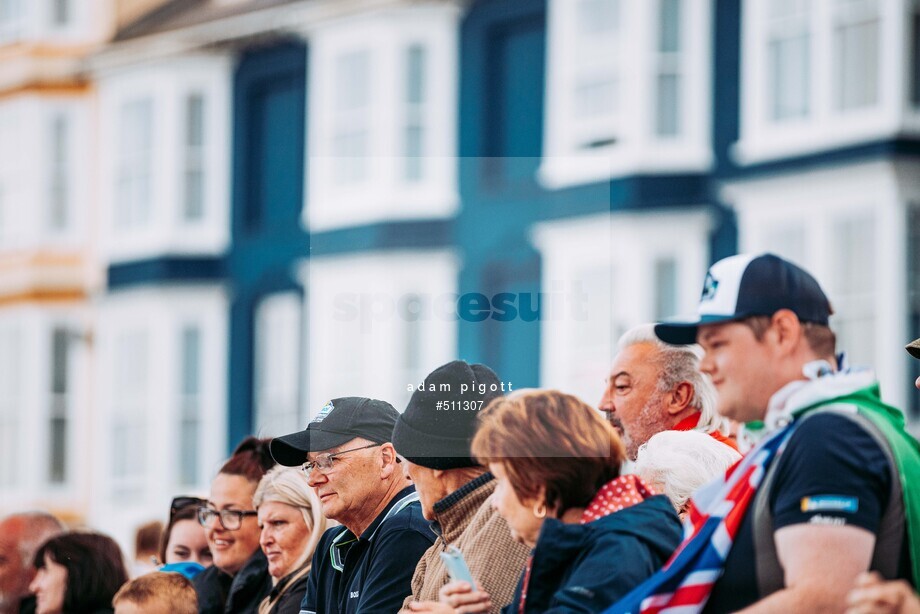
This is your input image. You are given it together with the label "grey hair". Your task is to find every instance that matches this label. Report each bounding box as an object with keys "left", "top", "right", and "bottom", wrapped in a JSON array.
[
  {"left": 617, "top": 323, "right": 722, "bottom": 434},
  {"left": 253, "top": 466, "right": 328, "bottom": 572},
  {"left": 634, "top": 430, "right": 741, "bottom": 513}
]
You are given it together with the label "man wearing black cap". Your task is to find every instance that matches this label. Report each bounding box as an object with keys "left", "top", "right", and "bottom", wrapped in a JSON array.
[
  {"left": 619, "top": 253, "right": 920, "bottom": 613},
  {"left": 270, "top": 397, "right": 435, "bottom": 614},
  {"left": 392, "top": 361, "right": 530, "bottom": 613}
]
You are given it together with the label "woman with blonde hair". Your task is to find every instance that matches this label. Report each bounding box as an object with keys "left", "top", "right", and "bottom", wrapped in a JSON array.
[{"left": 253, "top": 465, "right": 328, "bottom": 614}]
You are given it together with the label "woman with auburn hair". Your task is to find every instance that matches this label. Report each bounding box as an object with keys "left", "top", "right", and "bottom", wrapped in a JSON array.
[
  {"left": 194, "top": 436, "right": 276, "bottom": 614},
  {"left": 253, "top": 466, "right": 329, "bottom": 614},
  {"left": 411, "top": 390, "right": 682, "bottom": 614}
]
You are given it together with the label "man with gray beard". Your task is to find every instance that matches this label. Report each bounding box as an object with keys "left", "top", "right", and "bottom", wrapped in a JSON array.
[
  {"left": 0, "top": 512, "right": 64, "bottom": 614},
  {"left": 598, "top": 323, "right": 736, "bottom": 459}
]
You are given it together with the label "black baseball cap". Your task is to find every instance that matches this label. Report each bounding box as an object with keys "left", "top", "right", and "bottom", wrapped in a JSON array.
[
  {"left": 655, "top": 253, "right": 833, "bottom": 345},
  {"left": 907, "top": 338, "right": 920, "bottom": 360},
  {"left": 270, "top": 397, "right": 399, "bottom": 467}
]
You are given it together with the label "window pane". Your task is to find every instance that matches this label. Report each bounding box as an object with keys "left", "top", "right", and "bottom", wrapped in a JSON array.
[
  {"left": 49, "top": 114, "right": 68, "bottom": 231},
  {"left": 49, "top": 328, "right": 69, "bottom": 483},
  {"left": 834, "top": 18, "right": 879, "bottom": 110},
  {"left": 184, "top": 94, "right": 204, "bottom": 221},
  {"left": 769, "top": 35, "right": 810, "bottom": 120},
  {"left": 829, "top": 214, "right": 875, "bottom": 367},
  {"left": 179, "top": 326, "right": 200, "bottom": 486},
  {"left": 658, "top": 0, "right": 680, "bottom": 53},
  {"left": 654, "top": 258, "right": 678, "bottom": 320},
  {"left": 406, "top": 46, "right": 425, "bottom": 105},
  {"left": 656, "top": 74, "right": 680, "bottom": 137},
  {"left": 405, "top": 124, "right": 423, "bottom": 181},
  {"left": 405, "top": 45, "right": 426, "bottom": 182},
  {"left": 335, "top": 52, "right": 369, "bottom": 110},
  {"left": 116, "top": 99, "right": 153, "bottom": 229},
  {"left": 112, "top": 331, "right": 147, "bottom": 496},
  {"left": 52, "top": 0, "right": 69, "bottom": 26},
  {"left": 254, "top": 294, "right": 302, "bottom": 436},
  {"left": 913, "top": 12, "right": 920, "bottom": 107}
]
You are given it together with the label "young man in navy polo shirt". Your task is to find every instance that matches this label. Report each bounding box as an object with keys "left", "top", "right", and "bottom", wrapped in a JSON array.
[
  {"left": 271, "top": 397, "right": 435, "bottom": 614},
  {"left": 648, "top": 253, "right": 919, "bottom": 613}
]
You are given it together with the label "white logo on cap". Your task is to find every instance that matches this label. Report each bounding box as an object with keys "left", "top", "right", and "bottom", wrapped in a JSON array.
[
  {"left": 701, "top": 272, "right": 719, "bottom": 302},
  {"left": 312, "top": 401, "right": 334, "bottom": 424}
]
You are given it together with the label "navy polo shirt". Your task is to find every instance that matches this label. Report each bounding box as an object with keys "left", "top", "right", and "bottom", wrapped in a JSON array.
[
  {"left": 300, "top": 486, "right": 436, "bottom": 614},
  {"left": 704, "top": 413, "right": 910, "bottom": 612}
]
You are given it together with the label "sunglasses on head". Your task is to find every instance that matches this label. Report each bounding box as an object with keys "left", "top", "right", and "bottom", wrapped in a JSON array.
[{"left": 170, "top": 496, "right": 207, "bottom": 518}]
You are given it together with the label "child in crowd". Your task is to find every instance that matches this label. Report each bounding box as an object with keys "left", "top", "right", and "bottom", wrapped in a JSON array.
[{"left": 112, "top": 572, "right": 197, "bottom": 614}]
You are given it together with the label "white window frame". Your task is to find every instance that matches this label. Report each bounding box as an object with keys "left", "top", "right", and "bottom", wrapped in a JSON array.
[
  {"left": 540, "top": 0, "right": 713, "bottom": 189},
  {"left": 95, "top": 288, "right": 228, "bottom": 510},
  {"left": 532, "top": 210, "right": 712, "bottom": 402},
  {"left": 724, "top": 159, "right": 912, "bottom": 412},
  {"left": 305, "top": 5, "right": 459, "bottom": 232},
  {"left": 97, "top": 55, "right": 231, "bottom": 263},
  {"left": 736, "top": 0, "right": 907, "bottom": 163}
]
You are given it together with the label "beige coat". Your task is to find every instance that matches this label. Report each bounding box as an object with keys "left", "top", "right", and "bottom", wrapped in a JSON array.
[{"left": 401, "top": 473, "right": 530, "bottom": 614}]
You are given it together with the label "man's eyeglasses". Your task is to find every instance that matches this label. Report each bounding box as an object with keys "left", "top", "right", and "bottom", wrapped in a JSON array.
[
  {"left": 170, "top": 496, "right": 206, "bottom": 518},
  {"left": 197, "top": 507, "right": 258, "bottom": 531},
  {"left": 301, "top": 443, "right": 382, "bottom": 477}
]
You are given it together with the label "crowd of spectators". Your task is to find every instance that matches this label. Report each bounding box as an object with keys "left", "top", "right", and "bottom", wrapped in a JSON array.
[{"left": 2, "top": 253, "right": 918, "bottom": 614}]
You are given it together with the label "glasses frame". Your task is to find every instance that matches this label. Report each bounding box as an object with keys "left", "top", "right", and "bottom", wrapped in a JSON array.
[
  {"left": 197, "top": 506, "right": 258, "bottom": 531},
  {"left": 300, "top": 442, "right": 382, "bottom": 477}
]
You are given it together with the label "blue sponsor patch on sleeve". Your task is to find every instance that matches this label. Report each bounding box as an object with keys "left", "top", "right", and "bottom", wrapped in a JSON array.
[{"left": 800, "top": 495, "right": 859, "bottom": 513}]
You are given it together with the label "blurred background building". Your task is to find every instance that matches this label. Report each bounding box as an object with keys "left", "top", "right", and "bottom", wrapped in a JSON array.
[{"left": 1, "top": 0, "right": 919, "bottom": 548}]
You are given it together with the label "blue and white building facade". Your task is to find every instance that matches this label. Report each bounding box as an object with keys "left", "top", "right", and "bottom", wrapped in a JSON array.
[{"left": 1, "top": 0, "right": 919, "bottom": 542}]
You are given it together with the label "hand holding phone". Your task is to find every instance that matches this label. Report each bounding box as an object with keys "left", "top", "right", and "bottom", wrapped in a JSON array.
[{"left": 439, "top": 545, "right": 477, "bottom": 590}]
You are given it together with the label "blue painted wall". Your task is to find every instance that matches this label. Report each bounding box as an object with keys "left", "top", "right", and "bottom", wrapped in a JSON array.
[
  {"left": 456, "top": 0, "right": 728, "bottom": 383},
  {"left": 226, "top": 41, "right": 309, "bottom": 450}
]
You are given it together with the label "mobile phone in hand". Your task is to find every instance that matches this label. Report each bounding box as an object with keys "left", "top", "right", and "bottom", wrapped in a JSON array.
[{"left": 439, "top": 545, "right": 477, "bottom": 590}]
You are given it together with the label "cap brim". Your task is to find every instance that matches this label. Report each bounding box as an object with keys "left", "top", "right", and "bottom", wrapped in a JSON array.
[
  {"left": 654, "top": 314, "right": 743, "bottom": 345},
  {"left": 906, "top": 338, "right": 920, "bottom": 360},
  {"left": 270, "top": 429, "right": 355, "bottom": 467}
]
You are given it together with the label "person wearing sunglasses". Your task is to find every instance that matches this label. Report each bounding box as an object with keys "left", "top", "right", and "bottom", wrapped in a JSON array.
[
  {"left": 270, "top": 397, "right": 436, "bottom": 614},
  {"left": 193, "top": 436, "right": 275, "bottom": 614},
  {"left": 157, "top": 496, "right": 212, "bottom": 575}
]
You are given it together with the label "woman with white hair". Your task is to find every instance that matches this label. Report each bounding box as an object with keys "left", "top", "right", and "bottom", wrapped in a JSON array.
[
  {"left": 634, "top": 430, "right": 741, "bottom": 518},
  {"left": 253, "top": 466, "right": 328, "bottom": 614}
]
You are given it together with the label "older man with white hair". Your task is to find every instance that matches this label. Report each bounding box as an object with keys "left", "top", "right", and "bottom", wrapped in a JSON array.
[{"left": 599, "top": 323, "right": 737, "bottom": 459}]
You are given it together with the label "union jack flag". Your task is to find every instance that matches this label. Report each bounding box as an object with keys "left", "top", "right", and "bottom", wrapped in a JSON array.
[{"left": 602, "top": 425, "right": 796, "bottom": 614}]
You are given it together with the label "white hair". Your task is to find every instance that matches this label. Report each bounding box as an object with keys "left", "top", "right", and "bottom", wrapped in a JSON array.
[
  {"left": 253, "top": 466, "right": 329, "bottom": 572},
  {"left": 633, "top": 430, "right": 741, "bottom": 513},
  {"left": 617, "top": 323, "right": 722, "bottom": 434}
]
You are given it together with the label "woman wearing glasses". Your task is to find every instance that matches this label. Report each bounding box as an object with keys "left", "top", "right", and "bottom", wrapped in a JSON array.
[
  {"left": 193, "top": 436, "right": 275, "bottom": 614},
  {"left": 253, "top": 466, "right": 329, "bottom": 614}
]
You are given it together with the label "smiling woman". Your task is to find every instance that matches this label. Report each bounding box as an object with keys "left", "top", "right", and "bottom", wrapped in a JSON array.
[
  {"left": 193, "top": 437, "right": 276, "bottom": 614},
  {"left": 253, "top": 466, "right": 328, "bottom": 614}
]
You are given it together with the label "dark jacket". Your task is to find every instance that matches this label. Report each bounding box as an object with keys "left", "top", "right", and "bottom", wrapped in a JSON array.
[
  {"left": 264, "top": 565, "right": 311, "bottom": 614},
  {"left": 194, "top": 549, "right": 272, "bottom": 614},
  {"left": 504, "top": 495, "right": 682, "bottom": 614}
]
